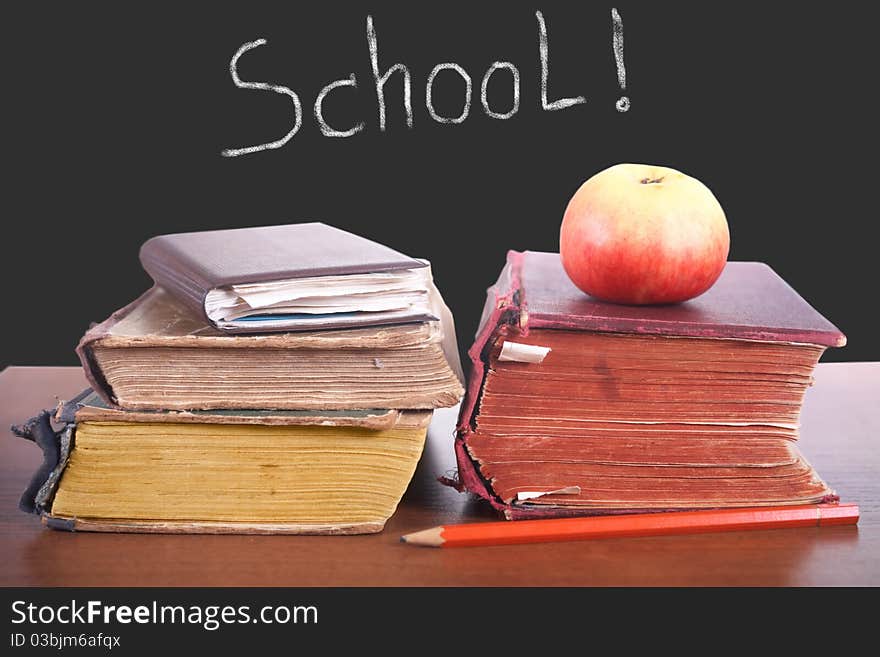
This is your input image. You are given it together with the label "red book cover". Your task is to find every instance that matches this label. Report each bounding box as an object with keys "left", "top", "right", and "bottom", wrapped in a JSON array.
[{"left": 452, "top": 251, "right": 845, "bottom": 519}]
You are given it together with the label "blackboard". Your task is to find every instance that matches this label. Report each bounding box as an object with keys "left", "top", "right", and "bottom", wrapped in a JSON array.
[{"left": 5, "top": 1, "right": 875, "bottom": 367}]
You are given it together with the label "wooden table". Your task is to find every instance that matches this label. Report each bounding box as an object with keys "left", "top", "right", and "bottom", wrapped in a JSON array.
[{"left": 1, "top": 364, "right": 877, "bottom": 586}]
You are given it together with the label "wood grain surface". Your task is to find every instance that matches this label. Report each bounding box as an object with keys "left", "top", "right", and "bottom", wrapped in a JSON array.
[{"left": 1, "top": 364, "right": 877, "bottom": 586}]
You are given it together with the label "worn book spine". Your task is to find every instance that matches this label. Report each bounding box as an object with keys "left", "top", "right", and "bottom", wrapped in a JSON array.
[
  {"left": 450, "top": 251, "right": 524, "bottom": 516},
  {"left": 75, "top": 288, "right": 156, "bottom": 407},
  {"left": 11, "top": 390, "right": 91, "bottom": 517},
  {"left": 139, "top": 240, "right": 214, "bottom": 325},
  {"left": 450, "top": 252, "right": 600, "bottom": 518}
]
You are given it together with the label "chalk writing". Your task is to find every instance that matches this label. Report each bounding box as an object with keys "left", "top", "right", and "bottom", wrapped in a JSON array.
[
  {"left": 222, "top": 9, "right": 630, "bottom": 156},
  {"left": 221, "top": 39, "right": 302, "bottom": 157}
]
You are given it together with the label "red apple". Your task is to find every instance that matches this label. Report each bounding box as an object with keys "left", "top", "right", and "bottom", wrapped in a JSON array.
[{"left": 560, "top": 163, "right": 730, "bottom": 305}]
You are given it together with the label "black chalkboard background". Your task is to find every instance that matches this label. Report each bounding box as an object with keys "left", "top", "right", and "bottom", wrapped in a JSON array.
[{"left": 5, "top": 2, "right": 875, "bottom": 368}]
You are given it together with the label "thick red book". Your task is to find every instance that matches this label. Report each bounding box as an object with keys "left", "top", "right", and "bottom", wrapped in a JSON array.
[{"left": 453, "top": 251, "right": 845, "bottom": 520}]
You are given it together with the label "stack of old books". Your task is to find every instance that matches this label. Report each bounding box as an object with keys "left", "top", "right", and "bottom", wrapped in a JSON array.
[
  {"left": 453, "top": 251, "right": 846, "bottom": 519},
  {"left": 17, "top": 223, "right": 463, "bottom": 534}
]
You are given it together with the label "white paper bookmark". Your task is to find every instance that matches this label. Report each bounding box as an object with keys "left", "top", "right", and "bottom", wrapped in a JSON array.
[
  {"left": 498, "top": 341, "right": 551, "bottom": 364},
  {"left": 516, "top": 486, "right": 581, "bottom": 501}
]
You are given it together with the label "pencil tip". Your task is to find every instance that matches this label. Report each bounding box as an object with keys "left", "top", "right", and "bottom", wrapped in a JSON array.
[{"left": 398, "top": 526, "right": 444, "bottom": 547}]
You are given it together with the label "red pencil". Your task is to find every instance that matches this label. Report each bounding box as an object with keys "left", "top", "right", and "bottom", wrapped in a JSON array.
[{"left": 400, "top": 504, "right": 859, "bottom": 548}]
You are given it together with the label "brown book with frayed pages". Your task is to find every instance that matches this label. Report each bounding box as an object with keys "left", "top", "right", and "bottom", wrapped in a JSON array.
[
  {"left": 77, "top": 286, "right": 463, "bottom": 411},
  {"left": 452, "top": 251, "right": 846, "bottom": 520}
]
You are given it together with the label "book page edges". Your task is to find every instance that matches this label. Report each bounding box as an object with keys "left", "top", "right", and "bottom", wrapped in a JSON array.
[
  {"left": 76, "top": 287, "right": 454, "bottom": 408},
  {"left": 15, "top": 395, "right": 431, "bottom": 524},
  {"left": 41, "top": 516, "right": 386, "bottom": 535},
  {"left": 73, "top": 406, "right": 416, "bottom": 430},
  {"left": 62, "top": 391, "right": 432, "bottom": 430}
]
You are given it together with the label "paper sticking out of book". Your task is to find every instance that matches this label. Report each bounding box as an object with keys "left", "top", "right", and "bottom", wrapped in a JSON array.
[
  {"left": 205, "top": 267, "right": 436, "bottom": 331},
  {"left": 139, "top": 222, "right": 441, "bottom": 333},
  {"left": 516, "top": 486, "right": 581, "bottom": 501},
  {"left": 498, "top": 341, "right": 551, "bottom": 364}
]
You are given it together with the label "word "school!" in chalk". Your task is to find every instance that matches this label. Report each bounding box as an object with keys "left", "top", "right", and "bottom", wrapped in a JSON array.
[{"left": 221, "top": 9, "right": 630, "bottom": 157}]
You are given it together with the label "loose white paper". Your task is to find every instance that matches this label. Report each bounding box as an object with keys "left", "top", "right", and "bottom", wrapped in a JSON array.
[
  {"left": 204, "top": 267, "right": 433, "bottom": 324},
  {"left": 516, "top": 486, "right": 581, "bottom": 501},
  {"left": 498, "top": 341, "right": 551, "bottom": 364}
]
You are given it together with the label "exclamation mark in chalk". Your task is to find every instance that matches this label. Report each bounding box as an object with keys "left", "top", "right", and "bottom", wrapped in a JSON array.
[{"left": 612, "top": 8, "right": 630, "bottom": 112}]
